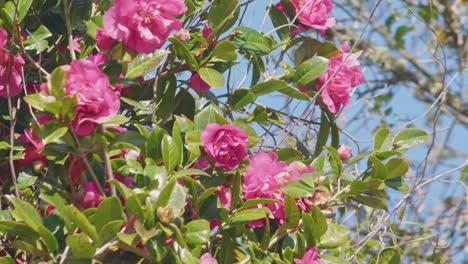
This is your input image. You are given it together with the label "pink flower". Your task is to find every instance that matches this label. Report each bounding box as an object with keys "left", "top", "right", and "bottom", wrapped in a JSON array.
[
  {"left": 200, "top": 253, "right": 218, "bottom": 264},
  {"left": 201, "top": 123, "right": 248, "bottom": 170},
  {"left": 16, "top": 129, "right": 47, "bottom": 167},
  {"left": 243, "top": 153, "right": 316, "bottom": 226},
  {"left": 80, "top": 181, "right": 103, "bottom": 209},
  {"left": 294, "top": 248, "right": 325, "bottom": 264},
  {"left": 190, "top": 72, "right": 210, "bottom": 92},
  {"left": 103, "top": 0, "right": 187, "bottom": 54},
  {"left": 337, "top": 145, "right": 353, "bottom": 162},
  {"left": 46, "top": 59, "right": 120, "bottom": 136},
  {"left": 72, "top": 36, "right": 82, "bottom": 52},
  {"left": 175, "top": 28, "right": 190, "bottom": 41},
  {"left": 96, "top": 28, "right": 115, "bottom": 50},
  {"left": 316, "top": 43, "right": 364, "bottom": 114},
  {"left": 277, "top": 0, "right": 335, "bottom": 37},
  {"left": 291, "top": 0, "right": 335, "bottom": 36},
  {"left": 0, "top": 28, "right": 25, "bottom": 98}
]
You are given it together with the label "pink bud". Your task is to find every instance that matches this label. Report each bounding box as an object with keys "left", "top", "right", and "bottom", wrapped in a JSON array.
[
  {"left": 175, "top": 29, "right": 191, "bottom": 41},
  {"left": 337, "top": 145, "right": 353, "bottom": 162}
]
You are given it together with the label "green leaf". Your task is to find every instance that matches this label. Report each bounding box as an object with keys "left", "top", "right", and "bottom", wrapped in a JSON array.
[
  {"left": 351, "top": 196, "right": 388, "bottom": 211},
  {"left": 120, "top": 97, "right": 146, "bottom": 110},
  {"left": 314, "top": 111, "right": 330, "bottom": 157},
  {"left": 311, "top": 206, "right": 328, "bottom": 238},
  {"left": 232, "top": 27, "right": 274, "bottom": 56},
  {"left": 281, "top": 181, "right": 314, "bottom": 198},
  {"left": 377, "top": 248, "right": 401, "bottom": 264},
  {"left": 23, "top": 25, "right": 52, "bottom": 53},
  {"left": 318, "top": 223, "right": 349, "bottom": 249},
  {"left": 184, "top": 219, "right": 210, "bottom": 246},
  {"left": 250, "top": 80, "right": 309, "bottom": 100},
  {"left": 392, "top": 128, "right": 428, "bottom": 150},
  {"left": 0, "top": 220, "right": 39, "bottom": 242},
  {"left": 66, "top": 233, "right": 95, "bottom": 258},
  {"left": 0, "top": 257, "right": 15, "bottom": 264},
  {"left": 126, "top": 49, "right": 169, "bottom": 78},
  {"left": 269, "top": 4, "right": 290, "bottom": 41},
  {"left": 156, "top": 180, "right": 186, "bottom": 216},
  {"left": 277, "top": 148, "right": 304, "bottom": 162},
  {"left": 284, "top": 194, "right": 299, "bottom": 229},
  {"left": 154, "top": 76, "right": 177, "bottom": 123},
  {"left": 385, "top": 177, "right": 409, "bottom": 192},
  {"left": 169, "top": 36, "right": 198, "bottom": 70},
  {"left": 146, "top": 126, "right": 167, "bottom": 162},
  {"left": 8, "top": 197, "right": 58, "bottom": 251},
  {"left": 0, "top": 141, "right": 9, "bottom": 149},
  {"left": 110, "top": 131, "right": 147, "bottom": 149},
  {"left": 92, "top": 197, "right": 124, "bottom": 233},
  {"left": 23, "top": 93, "right": 48, "bottom": 111},
  {"left": 231, "top": 208, "right": 271, "bottom": 223},
  {"left": 295, "top": 57, "right": 329, "bottom": 86},
  {"left": 369, "top": 155, "right": 388, "bottom": 180},
  {"left": 319, "top": 255, "right": 351, "bottom": 264},
  {"left": 230, "top": 89, "right": 255, "bottom": 110},
  {"left": 162, "top": 134, "right": 182, "bottom": 173},
  {"left": 198, "top": 67, "right": 225, "bottom": 88},
  {"left": 194, "top": 104, "right": 222, "bottom": 130},
  {"left": 385, "top": 158, "right": 408, "bottom": 179},
  {"left": 43, "top": 127, "right": 68, "bottom": 145},
  {"left": 211, "top": 40, "right": 238, "bottom": 62},
  {"left": 98, "top": 220, "right": 124, "bottom": 246},
  {"left": 208, "top": 0, "right": 239, "bottom": 34},
  {"left": 17, "top": 0, "right": 32, "bottom": 22},
  {"left": 61, "top": 205, "right": 99, "bottom": 242},
  {"left": 374, "top": 128, "right": 392, "bottom": 151}
]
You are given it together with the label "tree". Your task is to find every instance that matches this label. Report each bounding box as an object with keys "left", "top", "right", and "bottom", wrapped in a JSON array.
[{"left": 0, "top": 0, "right": 463, "bottom": 263}]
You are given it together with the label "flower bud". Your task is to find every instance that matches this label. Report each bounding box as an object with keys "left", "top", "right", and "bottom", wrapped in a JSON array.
[
  {"left": 337, "top": 145, "right": 353, "bottom": 162},
  {"left": 175, "top": 29, "right": 191, "bottom": 42},
  {"left": 157, "top": 206, "right": 174, "bottom": 224}
]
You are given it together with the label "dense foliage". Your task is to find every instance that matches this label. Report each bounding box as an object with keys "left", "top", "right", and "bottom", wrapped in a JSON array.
[{"left": 0, "top": 0, "right": 431, "bottom": 263}]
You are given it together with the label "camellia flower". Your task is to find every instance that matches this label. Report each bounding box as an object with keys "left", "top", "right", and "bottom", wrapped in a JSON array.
[
  {"left": 277, "top": 0, "right": 335, "bottom": 37},
  {"left": 200, "top": 253, "right": 218, "bottom": 264},
  {"left": 201, "top": 123, "right": 248, "bottom": 170},
  {"left": 316, "top": 43, "right": 364, "bottom": 114},
  {"left": 294, "top": 247, "right": 325, "bottom": 264},
  {"left": 0, "top": 28, "right": 25, "bottom": 98},
  {"left": 337, "top": 145, "right": 353, "bottom": 162},
  {"left": 103, "top": 0, "right": 187, "bottom": 54},
  {"left": 243, "top": 152, "right": 316, "bottom": 227},
  {"left": 95, "top": 28, "right": 115, "bottom": 50},
  {"left": 43, "top": 59, "right": 120, "bottom": 136}
]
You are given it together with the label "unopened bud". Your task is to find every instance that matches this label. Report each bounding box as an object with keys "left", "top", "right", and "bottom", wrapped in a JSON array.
[
  {"left": 157, "top": 206, "right": 174, "bottom": 224},
  {"left": 175, "top": 29, "right": 190, "bottom": 42}
]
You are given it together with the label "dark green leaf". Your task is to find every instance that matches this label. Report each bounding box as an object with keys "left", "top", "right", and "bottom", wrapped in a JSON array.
[
  {"left": 92, "top": 197, "right": 124, "bottom": 233},
  {"left": 231, "top": 208, "right": 271, "bottom": 223},
  {"left": 66, "top": 233, "right": 95, "bottom": 258},
  {"left": 230, "top": 89, "right": 255, "bottom": 110},
  {"left": 295, "top": 57, "right": 329, "bottom": 86},
  {"left": 378, "top": 248, "right": 401, "bottom": 264},
  {"left": 284, "top": 194, "right": 299, "bottom": 229},
  {"left": 269, "top": 4, "right": 290, "bottom": 41},
  {"left": 314, "top": 111, "right": 330, "bottom": 157},
  {"left": 318, "top": 223, "right": 349, "bottom": 249}
]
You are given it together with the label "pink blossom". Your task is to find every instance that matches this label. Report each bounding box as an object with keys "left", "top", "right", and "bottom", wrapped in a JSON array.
[
  {"left": 190, "top": 72, "right": 210, "bottom": 92},
  {"left": 72, "top": 36, "right": 82, "bottom": 52},
  {"left": 337, "top": 145, "right": 353, "bottom": 162},
  {"left": 291, "top": 0, "right": 335, "bottom": 36},
  {"left": 96, "top": 28, "right": 115, "bottom": 50},
  {"left": 80, "top": 181, "right": 103, "bottom": 209},
  {"left": 103, "top": 0, "right": 187, "bottom": 54},
  {"left": 200, "top": 253, "right": 218, "bottom": 264},
  {"left": 277, "top": 0, "right": 335, "bottom": 37},
  {"left": 201, "top": 123, "right": 248, "bottom": 170},
  {"left": 50, "top": 59, "right": 120, "bottom": 136},
  {"left": 16, "top": 129, "right": 47, "bottom": 167},
  {"left": 175, "top": 28, "right": 190, "bottom": 41},
  {"left": 0, "top": 28, "right": 25, "bottom": 98},
  {"left": 294, "top": 247, "right": 325, "bottom": 264},
  {"left": 243, "top": 153, "right": 316, "bottom": 226},
  {"left": 316, "top": 43, "right": 364, "bottom": 114}
]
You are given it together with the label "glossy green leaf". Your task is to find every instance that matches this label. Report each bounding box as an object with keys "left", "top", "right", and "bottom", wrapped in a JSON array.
[
  {"left": 250, "top": 80, "right": 309, "bottom": 100},
  {"left": 208, "top": 0, "right": 239, "bottom": 34},
  {"left": 194, "top": 104, "right": 222, "bottom": 130},
  {"left": 230, "top": 89, "right": 255, "bottom": 110},
  {"left": 43, "top": 127, "right": 68, "bottom": 145},
  {"left": 61, "top": 205, "right": 99, "bottom": 242},
  {"left": 23, "top": 25, "right": 52, "bottom": 53},
  {"left": 198, "top": 67, "right": 225, "bottom": 88},
  {"left": 369, "top": 155, "right": 388, "bottom": 180},
  {"left": 386, "top": 158, "right": 409, "bottom": 179},
  {"left": 92, "top": 196, "right": 124, "bottom": 233},
  {"left": 211, "top": 40, "right": 238, "bottom": 62},
  {"left": 374, "top": 128, "right": 392, "bottom": 151},
  {"left": 126, "top": 49, "right": 169, "bottom": 78},
  {"left": 318, "top": 223, "right": 349, "bottom": 249},
  {"left": 66, "top": 233, "right": 95, "bottom": 258},
  {"left": 385, "top": 177, "right": 409, "bottom": 192},
  {"left": 269, "top": 4, "right": 290, "bottom": 40},
  {"left": 392, "top": 128, "right": 428, "bottom": 150},
  {"left": 184, "top": 219, "right": 210, "bottom": 246},
  {"left": 169, "top": 36, "right": 198, "bottom": 70},
  {"left": 232, "top": 27, "right": 274, "bottom": 56},
  {"left": 162, "top": 134, "right": 182, "bottom": 173},
  {"left": 314, "top": 111, "right": 330, "bottom": 157},
  {"left": 231, "top": 208, "right": 271, "bottom": 223},
  {"left": 98, "top": 220, "right": 124, "bottom": 246},
  {"left": 277, "top": 148, "right": 304, "bottom": 162},
  {"left": 377, "top": 248, "right": 401, "bottom": 264},
  {"left": 284, "top": 194, "right": 299, "bottom": 229},
  {"left": 295, "top": 57, "right": 329, "bottom": 86}
]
